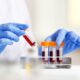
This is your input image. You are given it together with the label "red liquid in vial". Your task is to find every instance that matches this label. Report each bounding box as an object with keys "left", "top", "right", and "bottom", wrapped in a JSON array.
[
  {"left": 23, "top": 35, "right": 35, "bottom": 46},
  {"left": 56, "top": 49, "right": 62, "bottom": 63},
  {"left": 50, "top": 51, "right": 55, "bottom": 64},
  {"left": 42, "top": 51, "right": 45, "bottom": 56},
  {"left": 42, "top": 51, "right": 48, "bottom": 63},
  {"left": 56, "top": 50, "right": 60, "bottom": 56},
  {"left": 56, "top": 58, "right": 62, "bottom": 63}
]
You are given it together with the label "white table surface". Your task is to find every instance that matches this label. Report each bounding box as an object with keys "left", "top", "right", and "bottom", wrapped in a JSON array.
[{"left": 0, "top": 61, "right": 79, "bottom": 80}]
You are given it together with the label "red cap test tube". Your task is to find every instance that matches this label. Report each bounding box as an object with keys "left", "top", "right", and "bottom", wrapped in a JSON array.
[{"left": 23, "top": 35, "right": 35, "bottom": 46}]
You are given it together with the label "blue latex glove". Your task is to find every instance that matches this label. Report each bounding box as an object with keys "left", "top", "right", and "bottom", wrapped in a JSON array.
[
  {"left": 0, "top": 23, "right": 28, "bottom": 53},
  {"left": 45, "top": 29, "right": 80, "bottom": 55}
]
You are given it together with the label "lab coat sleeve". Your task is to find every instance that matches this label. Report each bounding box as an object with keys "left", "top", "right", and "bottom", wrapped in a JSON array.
[
  {"left": 0, "top": 0, "right": 35, "bottom": 61},
  {"left": 0, "top": 0, "right": 31, "bottom": 24}
]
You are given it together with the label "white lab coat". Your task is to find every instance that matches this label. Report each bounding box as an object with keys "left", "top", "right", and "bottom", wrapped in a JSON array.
[
  {"left": 0, "top": 0, "right": 36, "bottom": 80},
  {"left": 0, "top": 0, "right": 34, "bottom": 61}
]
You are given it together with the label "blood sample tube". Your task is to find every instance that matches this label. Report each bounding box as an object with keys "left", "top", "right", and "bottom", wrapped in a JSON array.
[
  {"left": 44, "top": 46, "right": 48, "bottom": 63},
  {"left": 40, "top": 41, "right": 56, "bottom": 64},
  {"left": 42, "top": 46, "right": 45, "bottom": 63},
  {"left": 56, "top": 42, "right": 64, "bottom": 63},
  {"left": 56, "top": 49, "right": 60, "bottom": 56},
  {"left": 59, "top": 42, "right": 64, "bottom": 62},
  {"left": 42, "top": 46, "right": 48, "bottom": 63},
  {"left": 49, "top": 47, "right": 55, "bottom": 64},
  {"left": 56, "top": 48, "right": 62, "bottom": 63},
  {"left": 23, "top": 35, "right": 35, "bottom": 46}
]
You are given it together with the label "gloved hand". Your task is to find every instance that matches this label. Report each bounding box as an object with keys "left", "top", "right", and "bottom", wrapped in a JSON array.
[
  {"left": 0, "top": 23, "right": 28, "bottom": 53},
  {"left": 45, "top": 29, "right": 80, "bottom": 55}
]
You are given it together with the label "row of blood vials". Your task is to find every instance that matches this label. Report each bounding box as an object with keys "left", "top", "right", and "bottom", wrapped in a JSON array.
[{"left": 40, "top": 41, "right": 64, "bottom": 64}]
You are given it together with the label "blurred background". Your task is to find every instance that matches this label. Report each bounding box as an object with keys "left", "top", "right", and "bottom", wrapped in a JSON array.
[
  {"left": 0, "top": 0, "right": 80, "bottom": 80},
  {"left": 26, "top": 0, "right": 80, "bottom": 64},
  {"left": 27, "top": 0, "right": 80, "bottom": 42}
]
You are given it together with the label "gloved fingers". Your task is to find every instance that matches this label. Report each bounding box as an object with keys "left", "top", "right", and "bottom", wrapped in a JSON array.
[
  {"left": 9, "top": 26, "right": 25, "bottom": 36},
  {"left": 46, "top": 29, "right": 67, "bottom": 43},
  {"left": 63, "top": 31, "right": 79, "bottom": 55},
  {"left": 0, "top": 31, "right": 19, "bottom": 42},
  {"left": 63, "top": 40, "right": 69, "bottom": 54},
  {"left": 77, "top": 36, "right": 80, "bottom": 47},
  {"left": 66, "top": 31, "right": 79, "bottom": 43},
  {"left": 0, "top": 38, "right": 13, "bottom": 46},
  {"left": 7, "top": 23, "right": 29, "bottom": 30},
  {"left": 63, "top": 39, "right": 78, "bottom": 54},
  {"left": 45, "top": 29, "right": 67, "bottom": 46},
  {"left": 45, "top": 29, "right": 63, "bottom": 41},
  {"left": 50, "top": 30, "right": 60, "bottom": 41},
  {"left": 0, "top": 25, "right": 25, "bottom": 36},
  {"left": 63, "top": 39, "right": 73, "bottom": 54},
  {"left": 56, "top": 29, "right": 67, "bottom": 46}
]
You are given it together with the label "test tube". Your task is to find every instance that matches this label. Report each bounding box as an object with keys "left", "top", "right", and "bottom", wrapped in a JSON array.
[
  {"left": 23, "top": 35, "right": 35, "bottom": 46},
  {"left": 49, "top": 47, "right": 54, "bottom": 64},
  {"left": 56, "top": 42, "right": 64, "bottom": 63},
  {"left": 23, "top": 27, "right": 36, "bottom": 47},
  {"left": 49, "top": 42, "right": 56, "bottom": 64},
  {"left": 40, "top": 41, "right": 56, "bottom": 64},
  {"left": 59, "top": 42, "right": 64, "bottom": 61},
  {"left": 56, "top": 49, "right": 61, "bottom": 63},
  {"left": 44, "top": 46, "right": 49, "bottom": 63},
  {"left": 40, "top": 42, "right": 50, "bottom": 63},
  {"left": 42, "top": 46, "right": 48, "bottom": 63},
  {"left": 42, "top": 46, "right": 45, "bottom": 62}
]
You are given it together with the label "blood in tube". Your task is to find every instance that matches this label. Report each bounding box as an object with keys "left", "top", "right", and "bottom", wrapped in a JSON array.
[
  {"left": 42, "top": 51, "right": 45, "bottom": 56},
  {"left": 42, "top": 51, "right": 45, "bottom": 62},
  {"left": 56, "top": 49, "right": 62, "bottom": 63},
  {"left": 56, "top": 50, "right": 60, "bottom": 56},
  {"left": 42, "top": 51, "right": 48, "bottom": 63},
  {"left": 23, "top": 35, "right": 35, "bottom": 46},
  {"left": 56, "top": 58, "right": 62, "bottom": 63},
  {"left": 49, "top": 51, "right": 55, "bottom": 63}
]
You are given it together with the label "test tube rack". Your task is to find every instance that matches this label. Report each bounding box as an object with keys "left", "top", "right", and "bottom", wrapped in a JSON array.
[
  {"left": 20, "top": 41, "right": 71, "bottom": 69},
  {"left": 39, "top": 41, "right": 71, "bottom": 69}
]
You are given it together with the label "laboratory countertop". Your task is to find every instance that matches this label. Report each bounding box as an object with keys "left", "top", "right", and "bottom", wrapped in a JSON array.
[{"left": 0, "top": 61, "right": 79, "bottom": 80}]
